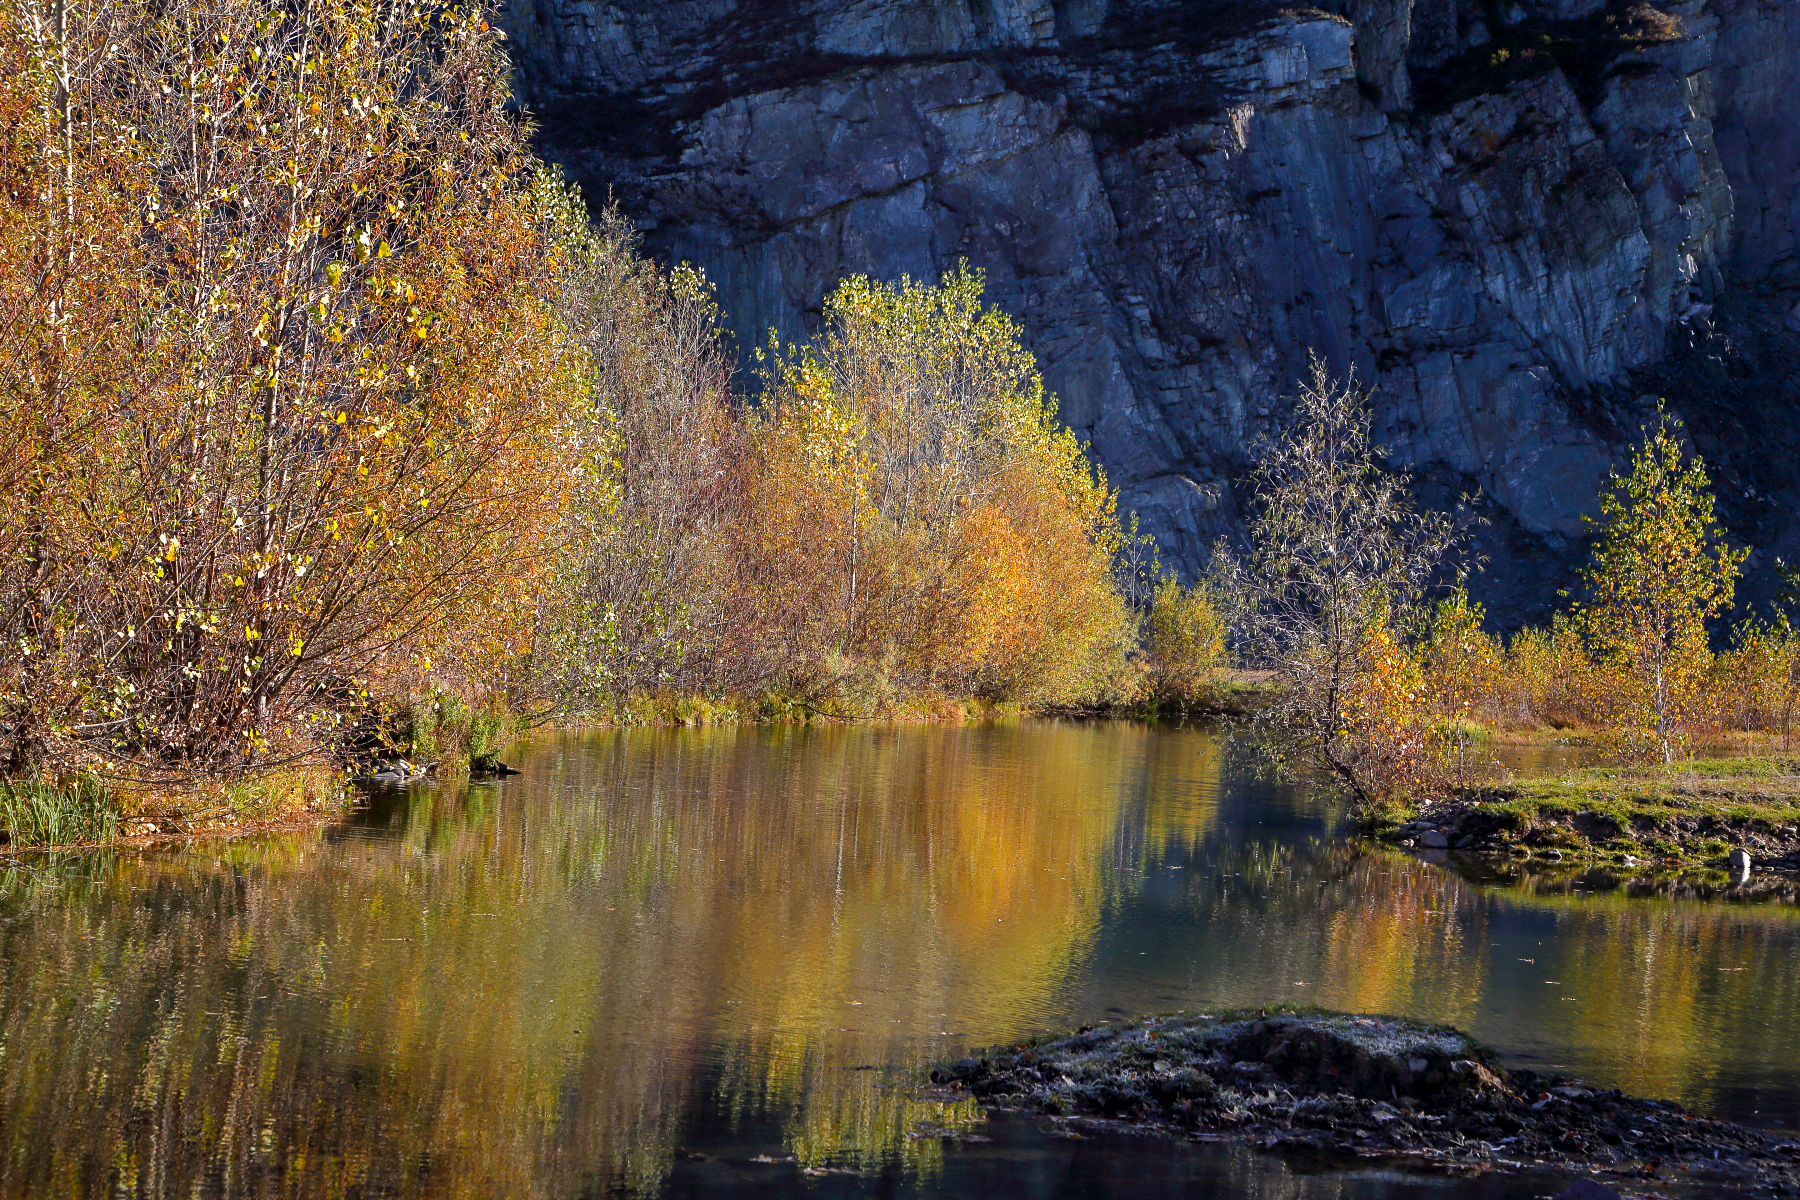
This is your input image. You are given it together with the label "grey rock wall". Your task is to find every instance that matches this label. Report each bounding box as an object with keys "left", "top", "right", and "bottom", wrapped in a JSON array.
[{"left": 503, "top": 0, "right": 1800, "bottom": 623}]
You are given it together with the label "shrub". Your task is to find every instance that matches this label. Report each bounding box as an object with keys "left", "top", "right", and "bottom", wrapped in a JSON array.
[
  {"left": 1146, "top": 577, "right": 1228, "bottom": 709},
  {"left": 1215, "top": 357, "right": 1464, "bottom": 806},
  {"left": 731, "top": 265, "right": 1136, "bottom": 708},
  {"left": 533, "top": 205, "right": 738, "bottom": 707},
  {"left": 0, "top": 0, "right": 588, "bottom": 785}
]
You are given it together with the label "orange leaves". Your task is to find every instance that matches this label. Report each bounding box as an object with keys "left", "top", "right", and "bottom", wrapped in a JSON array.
[
  {"left": 1333, "top": 621, "right": 1454, "bottom": 800},
  {"left": 727, "top": 267, "right": 1133, "bottom": 711},
  {"left": 532, "top": 260, "right": 1135, "bottom": 715},
  {"left": 0, "top": 0, "right": 585, "bottom": 780}
]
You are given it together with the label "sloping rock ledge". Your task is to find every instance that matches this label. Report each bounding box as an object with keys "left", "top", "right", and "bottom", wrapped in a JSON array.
[{"left": 931, "top": 1011, "right": 1800, "bottom": 1194}]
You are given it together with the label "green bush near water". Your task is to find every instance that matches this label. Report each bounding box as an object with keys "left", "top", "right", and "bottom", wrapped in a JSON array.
[
  {"left": 1145, "top": 577, "right": 1229, "bottom": 711},
  {"left": 403, "top": 691, "right": 525, "bottom": 769},
  {"left": 0, "top": 778, "right": 119, "bottom": 848}
]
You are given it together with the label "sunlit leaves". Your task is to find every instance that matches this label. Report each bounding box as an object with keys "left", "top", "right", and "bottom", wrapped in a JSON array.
[
  {"left": 0, "top": 0, "right": 587, "bottom": 780},
  {"left": 742, "top": 265, "right": 1133, "bottom": 709},
  {"left": 537, "top": 257, "right": 1137, "bottom": 714},
  {"left": 1146, "top": 577, "right": 1228, "bottom": 709},
  {"left": 1571, "top": 405, "right": 1746, "bottom": 760}
]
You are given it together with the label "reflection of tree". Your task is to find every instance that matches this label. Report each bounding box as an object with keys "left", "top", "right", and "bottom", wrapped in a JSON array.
[
  {"left": 1079, "top": 837, "right": 1487, "bottom": 1027},
  {"left": 1478, "top": 880, "right": 1800, "bottom": 1117},
  {"left": 0, "top": 721, "right": 1155, "bottom": 1198},
  {"left": 1314, "top": 847, "right": 1488, "bottom": 1027},
  {"left": 1229, "top": 843, "right": 1800, "bottom": 1119},
  {"left": 1076, "top": 821, "right": 1800, "bottom": 1129},
  {"left": 1114, "top": 727, "right": 1226, "bottom": 870},
  {"left": 6, "top": 724, "right": 1800, "bottom": 1199}
]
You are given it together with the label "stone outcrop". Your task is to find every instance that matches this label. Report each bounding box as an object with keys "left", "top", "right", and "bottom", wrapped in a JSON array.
[
  {"left": 930, "top": 1011, "right": 1800, "bottom": 1191},
  {"left": 501, "top": 0, "right": 1800, "bottom": 622}
]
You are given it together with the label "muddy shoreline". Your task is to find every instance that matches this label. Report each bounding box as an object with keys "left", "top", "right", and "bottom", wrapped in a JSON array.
[{"left": 929, "top": 1011, "right": 1800, "bottom": 1196}]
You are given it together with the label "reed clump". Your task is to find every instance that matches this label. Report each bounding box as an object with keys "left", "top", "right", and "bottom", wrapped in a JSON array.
[{"left": 0, "top": 777, "right": 117, "bottom": 848}]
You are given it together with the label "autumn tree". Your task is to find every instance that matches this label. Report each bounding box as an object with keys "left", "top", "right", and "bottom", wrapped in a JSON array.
[
  {"left": 0, "top": 0, "right": 589, "bottom": 782},
  {"left": 1216, "top": 358, "right": 1462, "bottom": 806},
  {"left": 533, "top": 201, "right": 741, "bottom": 708},
  {"left": 741, "top": 265, "right": 1134, "bottom": 710},
  {"left": 1571, "top": 407, "right": 1746, "bottom": 760}
]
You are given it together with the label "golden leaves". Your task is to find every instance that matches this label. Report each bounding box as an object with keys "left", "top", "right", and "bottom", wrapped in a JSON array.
[
  {"left": 736, "top": 266, "right": 1133, "bottom": 708},
  {"left": 0, "top": 0, "right": 584, "bottom": 779},
  {"left": 1570, "top": 405, "right": 1746, "bottom": 755}
]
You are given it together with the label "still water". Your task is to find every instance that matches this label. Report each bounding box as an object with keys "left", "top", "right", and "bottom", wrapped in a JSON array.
[{"left": 2, "top": 722, "right": 1797, "bottom": 1199}]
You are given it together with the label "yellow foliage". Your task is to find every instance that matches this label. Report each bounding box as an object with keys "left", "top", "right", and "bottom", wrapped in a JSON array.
[
  {"left": 1707, "top": 617, "right": 1800, "bottom": 746},
  {"left": 1417, "top": 588, "right": 1502, "bottom": 723},
  {"left": 1569, "top": 406, "right": 1745, "bottom": 759},
  {"left": 0, "top": 0, "right": 590, "bottom": 779},
  {"left": 1337, "top": 620, "right": 1456, "bottom": 801},
  {"left": 1146, "top": 576, "right": 1227, "bottom": 708},
  {"left": 1377, "top": 411, "right": 1778, "bottom": 760},
  {"left": 733, "top": 265, "right": 1134, "bottom": 710}
]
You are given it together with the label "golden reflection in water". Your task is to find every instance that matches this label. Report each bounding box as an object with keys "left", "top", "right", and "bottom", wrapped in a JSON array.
[
  {"left": 1302, "top": 848, "right": 1800, "bottom": 1118},
  {"left": 2, "top": 723, "right": 1799, "bottom": 1200},
  {"left": 1119, "top": 726, "right": 1226, "bottom": 867},
  {"left": 0, "top": 722, "right": 1164, "bottom": 1198},
  {"left": 1488, "top": 882, "right": 1800, "bottom": 1116},
  {"left": 1314, "top": 848, "right": 1488, "bottom": 1028}
]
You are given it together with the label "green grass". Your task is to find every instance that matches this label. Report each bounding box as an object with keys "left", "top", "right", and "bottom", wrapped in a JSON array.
[
  {"left": 1400, "top": 756, "right": 1800, "bottom": 868},
  {"left": 0, "top": 777, "right": 120, "bottom": 848},
  {"left": 1482, "top": 757, "right": 1800, "bottom": 828}
]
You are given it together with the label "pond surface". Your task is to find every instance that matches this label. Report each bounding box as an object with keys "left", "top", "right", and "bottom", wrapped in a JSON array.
[{"left": 2, "top": 722, "right": 1798, "bottom": 1199}]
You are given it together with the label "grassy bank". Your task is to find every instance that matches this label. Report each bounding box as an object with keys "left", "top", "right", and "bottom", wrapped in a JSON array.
[
  {"left": 1, "top": 768, "right": 349, "bottom": 853},
  {"left": 1377, "top": 756, "right": 1800, "bottom": 872}
]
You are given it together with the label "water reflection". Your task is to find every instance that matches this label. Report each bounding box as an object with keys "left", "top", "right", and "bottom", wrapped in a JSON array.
[{"left": 0, "top": 722, "right": 1796, "bottom": 1200}]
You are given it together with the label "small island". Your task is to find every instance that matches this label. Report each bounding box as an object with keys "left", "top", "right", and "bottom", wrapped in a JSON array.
[{"left": 932, "top": 1010, "right": 1800, "bottom": 1195}]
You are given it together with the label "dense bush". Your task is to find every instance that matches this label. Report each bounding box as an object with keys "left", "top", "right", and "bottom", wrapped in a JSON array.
[
  {"left": 532, "top": 261, "right": 1143, "bottom": 716},
  {"left": 736, "top": 266, "right": 1136, "bottom": 710},
  {"left": 0, "top": 0, "right": 589, "bottom": 786},
  {"left": 1145, "top": 578, "right": 1228, "bottom": 710}
]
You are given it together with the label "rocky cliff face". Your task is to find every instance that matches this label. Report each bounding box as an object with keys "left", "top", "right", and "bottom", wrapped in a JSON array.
[{"left": 501, "top": 0, "right": 1800, "bottom": 623}]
